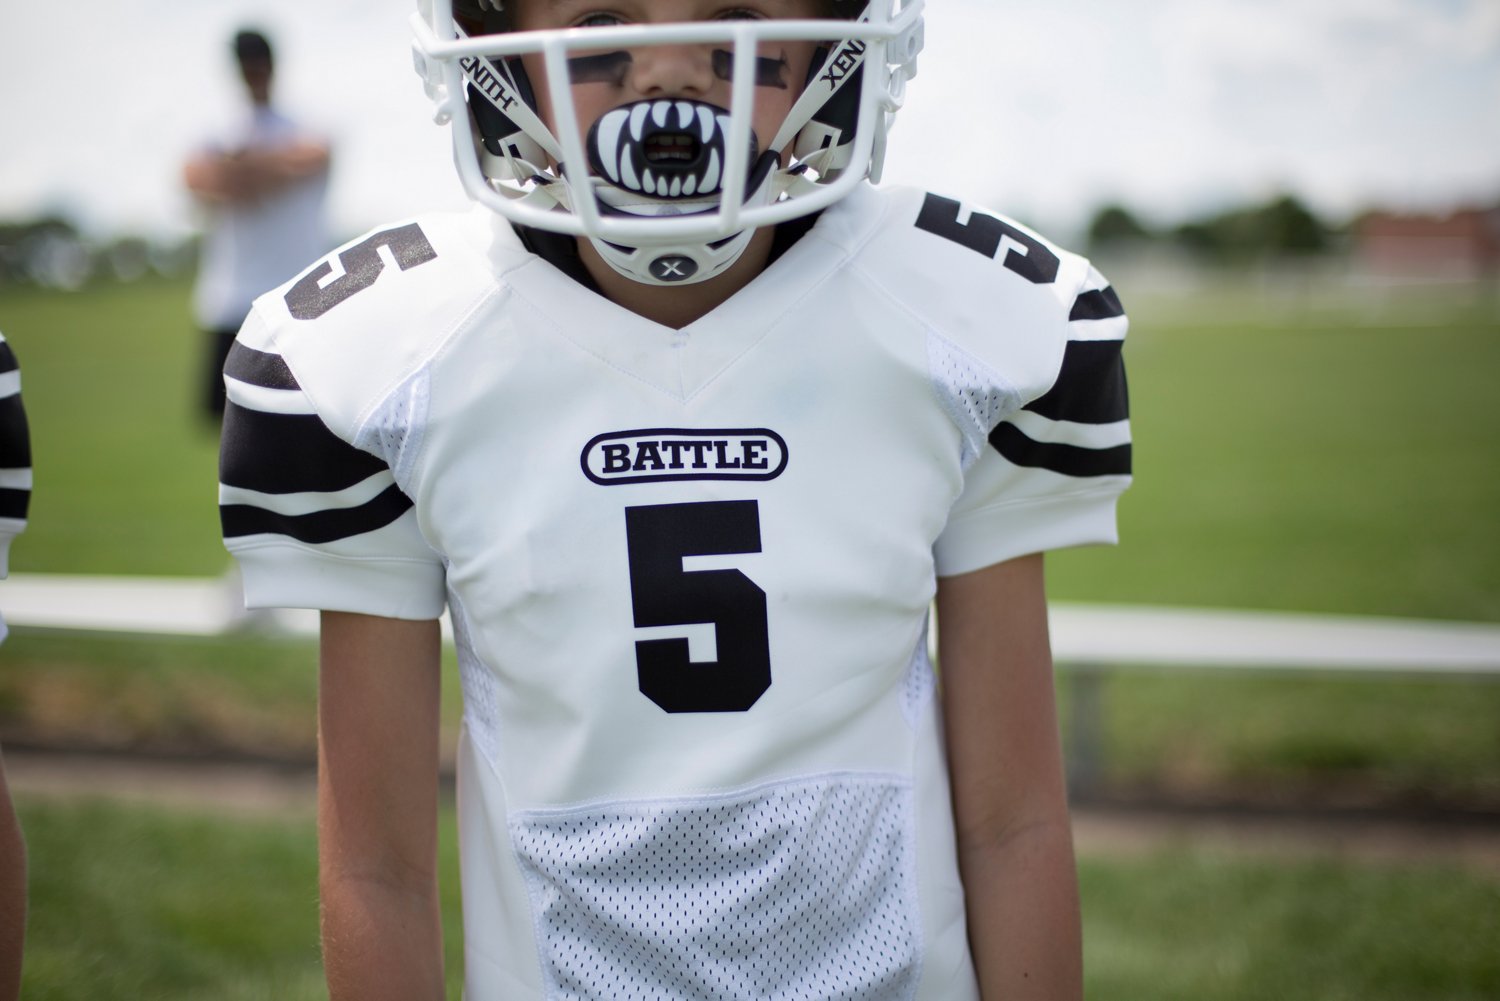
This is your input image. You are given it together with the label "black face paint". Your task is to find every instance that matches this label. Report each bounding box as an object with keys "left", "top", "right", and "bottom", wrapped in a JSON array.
[
  {"left": 568, "top": 51, "right": 632, "bottom": 85},
  {"left": 712, "top": 49, "right": 791, "bottom": 89}
]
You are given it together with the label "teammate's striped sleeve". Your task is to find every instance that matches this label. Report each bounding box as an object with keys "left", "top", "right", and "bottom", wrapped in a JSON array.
[
  {"left": 218, "top": 331, "right": 446, "bottom": 619},
  {"left": 986, "top": 273, "right": 1130, "bottom": 479},
  {"left": 0, "top": 333, "right": 32, "bottom": 578}
]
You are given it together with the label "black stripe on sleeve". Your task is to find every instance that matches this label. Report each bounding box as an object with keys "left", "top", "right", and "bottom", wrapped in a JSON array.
[
  {"left": 1069, "top": 286, "right": 1125, "bottom": 322},
  {"left": 1024, "top": 340, "right": 1128, "bottom": 425},
  {"left": 0, "top": 487, "right": 28, "bottom": 520},
  {"left": 0, "top": 342, "right": 17, "bottom": 375},
  {"left": 0, "top": 395, "right": 32, "bottom": 469},
  {"left": 220, "top": 483, "right": 414, "bottom": 543},
  {"left": 988, "top": 422, "right": 1132, "bottom": 478},
  {"left": 219, "top": 401, "right": 387, "bottom": 495},
  {"left": 224, "top": 341, "right": 300, "bottom": 390}
]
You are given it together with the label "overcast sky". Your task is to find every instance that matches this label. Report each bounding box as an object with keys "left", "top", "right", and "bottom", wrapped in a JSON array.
[{"left": 2, "top": 0, "right": 1497, "bottom": 245}]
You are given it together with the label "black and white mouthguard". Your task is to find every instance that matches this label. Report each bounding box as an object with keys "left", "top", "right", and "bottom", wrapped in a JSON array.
[{"left": 587, "top": 99, "right": 754, "bottom": 200}]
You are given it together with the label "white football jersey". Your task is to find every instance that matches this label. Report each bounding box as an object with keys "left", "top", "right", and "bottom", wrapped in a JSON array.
[{"left": 220, "top": 183, "right": 1131, "bottom": 1000}]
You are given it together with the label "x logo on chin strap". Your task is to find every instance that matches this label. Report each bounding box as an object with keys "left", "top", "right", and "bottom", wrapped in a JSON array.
[{"left": 651, "top": 255, "right": 699, "bottom": 282}]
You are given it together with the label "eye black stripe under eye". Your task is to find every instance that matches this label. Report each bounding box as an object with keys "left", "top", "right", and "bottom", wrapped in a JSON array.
[
  {"left": 568, "top": 51, "right": 632, "bottom": 84},
  {"left": 712, "top": 49, "right": 790, "bottom": 89}
]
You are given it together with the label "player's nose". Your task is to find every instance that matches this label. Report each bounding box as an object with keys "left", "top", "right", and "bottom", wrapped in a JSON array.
[{"left": 629, "top": 43, "right": 717, "bottom": 99}]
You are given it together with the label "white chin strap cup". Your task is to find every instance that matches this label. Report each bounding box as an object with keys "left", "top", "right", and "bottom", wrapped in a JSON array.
[{"left": 583, "top": 164, "right": 779, "bottom": 287}]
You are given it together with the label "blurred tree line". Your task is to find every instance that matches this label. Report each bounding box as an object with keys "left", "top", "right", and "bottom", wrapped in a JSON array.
[
  {"left": 1085, "top": 192, "right": 1335, "bottom": 261},
  {"left": 0, "top": 216, "right": 194, "bottom": 291}
]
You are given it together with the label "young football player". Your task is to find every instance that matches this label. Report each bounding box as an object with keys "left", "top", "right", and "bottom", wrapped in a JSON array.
[{"left": 217, "top": 1, "right": 1131, "bottom": 998}]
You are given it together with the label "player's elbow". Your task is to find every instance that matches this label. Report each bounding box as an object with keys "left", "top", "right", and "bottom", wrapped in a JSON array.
[
  {"left": 319, "top": 857, "right": 440, "bottom": 945},
  {"left": 952, "top": 788, "right": 1074, "bottom": 866}
]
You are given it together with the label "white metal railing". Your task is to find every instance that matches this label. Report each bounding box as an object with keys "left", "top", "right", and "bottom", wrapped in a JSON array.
[{"left": 1047, "top": 603, "right": 1500, "bottom": 795}]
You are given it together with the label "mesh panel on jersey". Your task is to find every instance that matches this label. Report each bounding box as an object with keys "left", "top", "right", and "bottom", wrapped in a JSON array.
[
  {"left": 512, "top": 775, "right": 920, "bottom": 1000},
  {"left": 900, "top": 616, "right": 935, "bottom": 728},
  {"left": 926, "top": 330, "right": 1021, "bottom": 472},
  {"left": 448, "top": 588, "right": 504, "bottom": 769},
  {"left": 354, "top": 367, "right": 431, "bottom": 493}
]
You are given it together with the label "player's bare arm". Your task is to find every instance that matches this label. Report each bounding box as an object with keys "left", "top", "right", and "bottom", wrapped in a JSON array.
[
  {"left": 938, "top": 554, "right": 1084, "bottom": 1001},
  {"left": 318, "top": 611, "right": 445, "bottom": 1001}
]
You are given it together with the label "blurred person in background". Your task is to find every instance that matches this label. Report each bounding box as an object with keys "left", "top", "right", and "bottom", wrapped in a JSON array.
[
  {"left": 0, "top": 332, "right": 32, "bottom": 999},
  {"left": 184, "top": 28, "right": 331, "bottom": 423}
]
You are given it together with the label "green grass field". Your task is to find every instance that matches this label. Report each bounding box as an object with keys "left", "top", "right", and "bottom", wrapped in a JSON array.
[
  {"left": 15, "top": 794, "right": 1499, "bottom": 1000},
  {"left": 1049, "top": 280, "right": 1500, "bottom": 622},
  {"left": 17, "top": 796, "right": 467, "bottom": 1001},
  {"left": 0, "top": 277, "right": 224, "bottom": 576},
  {"left": 2, "top": 272, "right": 1499, "bottom": 996}
]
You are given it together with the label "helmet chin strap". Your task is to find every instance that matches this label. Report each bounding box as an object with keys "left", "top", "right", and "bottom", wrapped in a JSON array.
[{"left": 571, "top": 156, "right": 782, "bottom": 287}]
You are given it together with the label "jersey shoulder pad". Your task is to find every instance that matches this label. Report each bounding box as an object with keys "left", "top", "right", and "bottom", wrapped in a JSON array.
[
  {"left": 240, "top": 209, "right": 510, "bottom": 439},
  {"left": 839, "top": 186, "right": 1126, "bottom": 403}
]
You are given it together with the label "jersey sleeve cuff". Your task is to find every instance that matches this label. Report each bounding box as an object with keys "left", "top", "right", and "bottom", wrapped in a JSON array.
[
  {"left": 933, "top": 484, "right": 1125, "bottom": 577},
  {"left": 230, "top": 541, "right": 447, "bottom": 620}
]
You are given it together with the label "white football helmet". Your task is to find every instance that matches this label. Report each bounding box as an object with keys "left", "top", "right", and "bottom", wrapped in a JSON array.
[{"left": 411, "top": 0, "right": 923, "bottom": 285}]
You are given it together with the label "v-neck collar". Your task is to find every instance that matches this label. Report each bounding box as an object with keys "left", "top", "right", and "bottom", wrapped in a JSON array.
[{"left": 489, "top": 198, "right": 867, "bottom": 403}]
